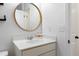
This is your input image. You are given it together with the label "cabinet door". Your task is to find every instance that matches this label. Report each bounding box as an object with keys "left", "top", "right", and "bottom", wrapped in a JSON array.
[
  {"left": 22, "top": 43, "right": 56, "bottom": 56},
  {"left": 39, "top": 50, "right": 56, "bottom": 56}
]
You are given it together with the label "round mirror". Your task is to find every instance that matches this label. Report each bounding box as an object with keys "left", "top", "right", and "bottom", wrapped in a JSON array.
[{"left": 14, "top": 3, "right": 42, "bottom": 31}]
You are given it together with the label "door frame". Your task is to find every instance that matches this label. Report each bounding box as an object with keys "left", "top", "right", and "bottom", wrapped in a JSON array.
[{"left": 65, "top": 3, "right": 72, "bottom": 55}]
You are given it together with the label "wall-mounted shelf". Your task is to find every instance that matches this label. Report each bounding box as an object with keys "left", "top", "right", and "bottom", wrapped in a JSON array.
[{"left": 0, "top": 15, "right": 6, "bottom": 21}]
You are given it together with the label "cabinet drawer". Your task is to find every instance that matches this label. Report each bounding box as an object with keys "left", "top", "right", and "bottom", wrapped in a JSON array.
[
  {"left": 40, "top": 50, "right": 56, "bottom": 56},
  {"left": 23, "top": 43, "right": 56, "bottom": 56}
]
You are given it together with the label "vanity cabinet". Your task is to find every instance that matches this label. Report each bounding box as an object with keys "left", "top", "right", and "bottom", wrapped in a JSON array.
[
  {"left": 22, "top": 43, "right": 56, "bottom": 56},
  {"left": 14, "top": 42, "right": 56, "bottom": 56},
  {"left": 13, "top": 37, "right": 56, "bottom": 56}
]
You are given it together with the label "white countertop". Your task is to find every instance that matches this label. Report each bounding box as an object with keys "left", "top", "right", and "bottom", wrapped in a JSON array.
[{"left": 13, "top": 37, "right": 56, "bottom": 50}]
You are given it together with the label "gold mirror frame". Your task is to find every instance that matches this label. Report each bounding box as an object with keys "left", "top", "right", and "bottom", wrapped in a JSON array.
[{"left": 14, "top": 3, "right": 42, "bottom": 32}]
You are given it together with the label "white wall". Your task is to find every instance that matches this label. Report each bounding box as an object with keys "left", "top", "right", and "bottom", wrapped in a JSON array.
[
  {"left": 42, "top": 3, "right": 65, "bottom": 36},
  {"left": 42, "top": 3, "right": 70, "bottom": 55},
  {"left": 0, "top": 3, "right": 42, "bottom": 56}
]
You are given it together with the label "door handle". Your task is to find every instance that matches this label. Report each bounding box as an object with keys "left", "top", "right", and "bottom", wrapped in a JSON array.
[
  {"left": 75, "top": 36, "right": 79, "bottom": 39},
  {"left": 68, "top": 40, "right": 70, "bottom": 44}
]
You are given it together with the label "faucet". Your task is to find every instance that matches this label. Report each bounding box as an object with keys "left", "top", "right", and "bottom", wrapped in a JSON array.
[{"left": 26, "top": 36, "right": 33, "bottom": 40}]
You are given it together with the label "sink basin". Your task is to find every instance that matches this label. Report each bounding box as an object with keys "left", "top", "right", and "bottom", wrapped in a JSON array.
[{"left": 13, "top": 37, "right": 56, "bottom": 50}]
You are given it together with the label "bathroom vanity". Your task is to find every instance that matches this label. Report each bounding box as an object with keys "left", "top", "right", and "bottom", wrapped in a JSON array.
[
  {"left": 13, "top": 37, "right": 56, "bottom": 56},
  {"left": 13, "top": 3, "right": 56, "bottom": 56}
]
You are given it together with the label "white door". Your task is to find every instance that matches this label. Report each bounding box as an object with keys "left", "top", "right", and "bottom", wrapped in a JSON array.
[{"left": 70, "top": 3, "right": 79, "bottom": 56}]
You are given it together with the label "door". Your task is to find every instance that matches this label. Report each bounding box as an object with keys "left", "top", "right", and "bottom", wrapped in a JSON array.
[{"left": 70, "top": 3, "right": 79, "bottom": 56}]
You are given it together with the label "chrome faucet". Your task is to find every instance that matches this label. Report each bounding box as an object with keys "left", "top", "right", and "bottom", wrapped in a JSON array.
[{"left": 27, "top": 36, "right": 33, "bottom": 40}]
